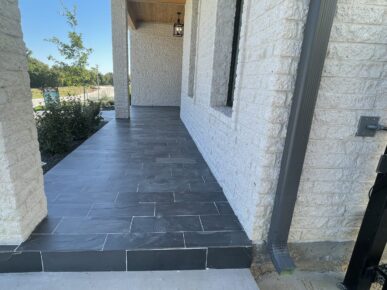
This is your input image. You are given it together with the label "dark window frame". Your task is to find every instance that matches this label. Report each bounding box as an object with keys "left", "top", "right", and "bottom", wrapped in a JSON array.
[{"left": 226, "top": 0, "right": 244, "bottom": 107}]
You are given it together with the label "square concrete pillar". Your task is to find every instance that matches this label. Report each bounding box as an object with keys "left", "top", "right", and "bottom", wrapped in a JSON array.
[
  {"left": 111, "top": 0, "right": 130, "bottom": 119},
  {"left": 0, "top": 0, "right": 47, "bottom": 244}
]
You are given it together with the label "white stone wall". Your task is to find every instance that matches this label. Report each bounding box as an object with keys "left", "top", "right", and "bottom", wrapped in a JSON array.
[
  {"left": 181, "top": 0, "right": 309, "bottom": 241},
  {"left": 0, "top": 0, "right": 47, "bottom": 244},
  {"left": 181, "top": 0, "right": 198, "bottom": 98},
  {"left": 131, "top": 23, "right": 183, "bottom": 106},
  {"left": 181, "top": 0, "right": 387, "bottom": 244},
  {"left": 111, "top": 0, "right": 130, "bottom": 118},
  {"left": 290, "top": 0, "right": 387, "bottom": 242}
]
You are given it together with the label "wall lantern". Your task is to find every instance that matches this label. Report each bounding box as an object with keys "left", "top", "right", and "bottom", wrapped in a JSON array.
[{"left": 173, "top": 12, "right": 184, "bottom": 37}]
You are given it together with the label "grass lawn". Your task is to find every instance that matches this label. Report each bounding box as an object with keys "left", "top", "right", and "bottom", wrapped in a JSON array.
[{"left": 31, "top": 86, "right": 96, "bottom": 99}]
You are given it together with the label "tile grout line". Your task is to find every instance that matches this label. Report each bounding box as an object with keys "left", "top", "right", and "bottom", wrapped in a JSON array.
[
  {"left": 40, "top": 251, "right": 45, "bottom": 272},
  {"left": 205, "top": 248, "right": 208, "bottom": 269},
  {"left": 86, "top": 203, "right": 95, "bottom": 218},
  {"left": 51, "top": 217, "right": 64, "bottom": 234},
  {"left": 182, "top": 232, "right": 186, "bottom": 248},
  {"left": 198, "top": 216, "right": 205, "bottom": 231},
  {"left": 213, "top": 202, "right": 220, "bottom": 215},
  {"left": 126, "top": 250, "right": 128, "bottom": 271},
  {"left": 128, "top": 216, "right": 134, "bottom": 233},
  {"left": 101, "top": 234, "right": 109, "bottom": 251},
  {"left": 113, "top": 192, "right": 120, "bottom": 203}
]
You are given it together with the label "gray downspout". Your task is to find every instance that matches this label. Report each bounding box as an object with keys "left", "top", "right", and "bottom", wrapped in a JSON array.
[{"left": 267, "top": 0, "right": 338, "bottom": 274}]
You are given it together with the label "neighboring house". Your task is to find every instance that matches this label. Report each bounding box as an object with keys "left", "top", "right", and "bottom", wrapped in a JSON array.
[{"left": 0, "top": 0, "right": 386, "bottom": 275}]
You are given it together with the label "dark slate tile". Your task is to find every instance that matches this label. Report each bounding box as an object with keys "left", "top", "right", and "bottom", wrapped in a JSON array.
[
  {"left": 155, "top": 157, "right": 197, "bottom": 164},
  {"left": 207, "top": 247, "right": 252, "bottom": 269},
  {"left": 189, "top": 181, "right": 222, "bottom": 192},
  {"left": 42, "top": 251, "right": 125, "bottom": 272},
  {"left": 53, "top": 192, "right": 118, "bottom": 204},
  {"left": 116, "top": 192, "right": 174, "bottom": 203},
  {"left": 17, "top": 234, "right": 106, "bottom": 251},
  {"left": 0, "top": 252, "right": 42, "bottom": 273},
  {"left": 137, "top": 180, "right": 189, "bottom": 193},
  {"left": 131, "top": 216, "right": 202, "bottom": 233},
  {"left": 174, "top": 192, "right": 227, "bottom": 202},
  {"left": 126, "top": 249, "right": 206, "bottom": 271},
  {"left": 88, "top": 203, "right": 154, "bottom": 218},
  {"left": 184, "top": 231, "right": 251, "bottom": 248},
  {"left": 55, "top": 217, "right": 131, "bottom": 234},
  {"left": 33, "top": 217, "right": 62, "bottom": 234},
  {"left": 0, "top": 245, "right": 17, "bottom": 252},
  {"left": 104, "top": 233, "right": 184, "bottom": 250},
  {"left": 81, "top": 179, "right": 138, "bottom": 193},
  {"left": 48, "top": 204, "right": 92, "bottom": 217},
  {"left": 156, "top": 202, "right": 218, "bottom": 216},
  {"left": 200, "top": 215, "right": 242, "bottom": 231},
  {"left": 215, "top": 202, "right": 235, "bottom": 215},
  {"left": 45, "top": 193, "right": 59, "bottom": 203}
]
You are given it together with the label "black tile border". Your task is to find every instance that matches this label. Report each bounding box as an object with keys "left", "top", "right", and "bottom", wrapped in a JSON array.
[
  {"left": 42, "top": 250, "right": 126, "bottom": 272},
  {"left": 0, "top": 246, "right": 252, "bottom": 272},
  {"left": 0, "top": 252, "right": 42, "bottom": 273},
  {"left": 207, "top": 247, "right": 253, "bottom": 269}
]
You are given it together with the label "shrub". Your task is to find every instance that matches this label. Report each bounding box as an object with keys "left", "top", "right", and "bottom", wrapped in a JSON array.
[
  {"left": 100, "top": 95, "right": 115, "bottom": 110},
  {"left": 36, "top": 99, "right": 102, "bottom": 154}
]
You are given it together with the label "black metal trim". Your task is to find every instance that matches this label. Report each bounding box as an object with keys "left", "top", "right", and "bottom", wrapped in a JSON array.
[
  {"left": 226, "top": 0, "right": 243, "bottom": 107},
  {"left": 267, "top": 0, "right": 337, "bottom": 273},
  {"left": 342, "top": 147, "right": 387, "bottom": 290}
]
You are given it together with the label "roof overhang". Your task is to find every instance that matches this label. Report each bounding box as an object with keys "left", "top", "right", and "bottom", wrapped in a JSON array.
[{"left": 127, "top": 0, "right": 186, "bottom": 30}]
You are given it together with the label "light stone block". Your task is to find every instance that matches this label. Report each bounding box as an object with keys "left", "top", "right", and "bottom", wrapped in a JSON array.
[{"left": 0, "top": 0, "right": 47, "bottom": 245}]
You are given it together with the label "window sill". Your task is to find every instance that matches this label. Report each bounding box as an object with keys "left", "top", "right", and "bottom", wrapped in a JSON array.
[{"left": 212, "top": 105, "right": 233, "bottom": 118}]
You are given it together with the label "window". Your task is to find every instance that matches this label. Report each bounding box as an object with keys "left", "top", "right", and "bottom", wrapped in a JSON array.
[{"left": 226, "top": 0, "right": 244, "bottom": 107}]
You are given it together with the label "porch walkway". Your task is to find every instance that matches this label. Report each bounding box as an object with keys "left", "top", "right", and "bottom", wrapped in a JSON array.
[{"left": 0, "top": 107, "right": 251, "bottom": 272}]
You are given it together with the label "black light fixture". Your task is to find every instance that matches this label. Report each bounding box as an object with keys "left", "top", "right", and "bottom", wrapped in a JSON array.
[{"left": 173, "top": 12, "right": 184, "bottom": 37}]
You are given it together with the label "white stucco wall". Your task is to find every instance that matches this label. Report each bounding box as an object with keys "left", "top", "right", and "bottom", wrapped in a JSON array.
[
  {"left": 131, "top": 23, "right": 183, "bottom": 106},
  {"left": 181, "top": 0, "right": 387, "bottom": 244},
  {"left": 0, "top": 0, "right": 47, "bottom": 244}
]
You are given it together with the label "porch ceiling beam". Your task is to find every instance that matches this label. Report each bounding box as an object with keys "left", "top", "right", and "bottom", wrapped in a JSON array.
[
  {"left": 127, "top": 3, "right": 137, "bottom": 30},
  {"left": 127, "top": 0, "right": 185, "bottom": 5}
]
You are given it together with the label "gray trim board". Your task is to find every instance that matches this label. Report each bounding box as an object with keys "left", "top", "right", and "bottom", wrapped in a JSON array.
[{"left": 267, "top": 0, "right": 338, "bottom": 274}]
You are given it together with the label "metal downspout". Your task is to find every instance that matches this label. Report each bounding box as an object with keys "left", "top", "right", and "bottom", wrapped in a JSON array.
[{"left": 267, "top": 0, "right": 338, "bottom": 274}]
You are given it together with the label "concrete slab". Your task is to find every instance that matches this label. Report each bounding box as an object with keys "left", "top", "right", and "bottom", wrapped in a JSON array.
[
  {"left": 257, "top": 270, "right": 344, "bottom": 290},
  {"left": 0, "top": 269, "right": 259, "bottom": 290}
]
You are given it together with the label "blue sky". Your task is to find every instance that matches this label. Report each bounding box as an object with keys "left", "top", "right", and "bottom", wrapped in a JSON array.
[{"left": 19, "top": 0, "right": 114, "bottom": 73}]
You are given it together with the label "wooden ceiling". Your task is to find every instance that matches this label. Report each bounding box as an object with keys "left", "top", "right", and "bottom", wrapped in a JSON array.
[{"left": 127, "top": 0, "right": 185, "bottom": 29}]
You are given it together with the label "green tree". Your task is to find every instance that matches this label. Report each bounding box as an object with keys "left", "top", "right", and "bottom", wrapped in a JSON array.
[
  {"left": 46, "top": 3, "right": 93, "bottom": 93},
  {"left": 101, "top": 72, "right": 113, "bottom": 86},
  {"left": 27, "top": 50, "right": 60, "bottom": 88}
]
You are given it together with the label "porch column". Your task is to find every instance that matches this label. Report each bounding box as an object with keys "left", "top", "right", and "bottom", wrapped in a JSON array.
[
  {"left": 0, "top": 0, "right": 47, "bottom": 244},
  {"left": 111, "top": 0, "right": 130, "bottom": 119}
]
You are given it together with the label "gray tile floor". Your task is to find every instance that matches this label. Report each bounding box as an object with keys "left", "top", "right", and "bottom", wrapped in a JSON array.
[{"left": 1, "top": 107, "right": 251, "bottom": 271}]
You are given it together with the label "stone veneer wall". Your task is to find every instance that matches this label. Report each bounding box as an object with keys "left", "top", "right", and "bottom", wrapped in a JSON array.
[
  {"left": 181, "top": 0, "right": 309, "bottom": 241},
  {"left": 0, "top": 0, "right": 47, "bottom": 244},
  {"left": 290, "top": 0, "right": 387, "bottom": 243},
  {"left": 111, "top": 0, "right": 130, "bottom": 118},
  {"left": 130, "top": 23, "right": 183, "bottom": 106},
  {"left": 181, "top": 0, "right": 387, "bottom": 250}
]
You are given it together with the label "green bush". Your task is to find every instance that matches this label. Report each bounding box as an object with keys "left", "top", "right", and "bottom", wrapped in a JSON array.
[
  {"left": 100, "top": 96, "right": 114, "bottom": 110},
  {"left": 36, "top": 99, "right": 102, "bottom": 154}
]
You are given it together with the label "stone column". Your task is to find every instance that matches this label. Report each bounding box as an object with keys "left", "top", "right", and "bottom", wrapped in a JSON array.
[
  {"left": 0, "top": 0, "right": 47, "bottom": 245},
  {"left": 111, "top": 0, "right": 130, "bottom": 119}
]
